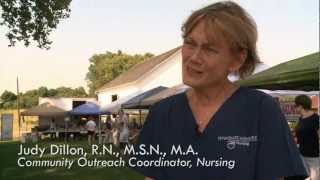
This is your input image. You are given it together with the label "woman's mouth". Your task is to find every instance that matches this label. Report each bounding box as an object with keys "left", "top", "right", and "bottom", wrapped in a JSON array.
[{"left": 187, "top": 66, "right": 203, "bottom": 76}]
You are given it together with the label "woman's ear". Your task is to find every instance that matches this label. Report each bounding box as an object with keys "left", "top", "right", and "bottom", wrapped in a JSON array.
[
  {"left": 239, "top": 49, "right": 247, "bottom": 65},
  {"left": 229, "top": 49, "right": 247, "bottom": 72}
]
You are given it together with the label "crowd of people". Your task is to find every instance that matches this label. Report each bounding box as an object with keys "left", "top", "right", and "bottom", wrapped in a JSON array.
[{"left": 85, "top": 110, "right": 141, "bottom": 148}]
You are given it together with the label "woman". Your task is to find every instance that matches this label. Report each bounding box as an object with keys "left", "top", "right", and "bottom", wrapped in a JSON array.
[
  {"left": 132, "top": 1, "right": 307, "bottom": 179},
  {"left": 295, "top": 95, "right": 320, "bottom": 180}
]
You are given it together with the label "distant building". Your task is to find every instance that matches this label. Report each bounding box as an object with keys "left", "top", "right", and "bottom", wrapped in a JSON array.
[
  {"left": 96, "top": 47, "right": 182, "bottom": 106},
  {"left": 39, "top": 97, "right": 97, "bottom": 111}
]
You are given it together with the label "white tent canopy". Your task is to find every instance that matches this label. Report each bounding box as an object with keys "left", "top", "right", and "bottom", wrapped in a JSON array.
[
  {"left": 257, "top": 89, "right": 319, "bottom": 96},
  {"left": 100, "top": 91, "right": 141, "bottom": 114}
]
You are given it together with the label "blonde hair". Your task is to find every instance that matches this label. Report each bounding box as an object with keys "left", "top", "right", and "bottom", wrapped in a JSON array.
[{"left": 182, "top": 1, "right": 260, "bottom": 79}]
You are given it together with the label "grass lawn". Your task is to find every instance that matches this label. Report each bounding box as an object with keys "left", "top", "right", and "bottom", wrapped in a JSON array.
[{"left": 0, "top": 139, "right": 143, "bottom": 180}]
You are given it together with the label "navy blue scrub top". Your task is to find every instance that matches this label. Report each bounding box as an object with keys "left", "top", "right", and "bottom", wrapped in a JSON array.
[{"left": 132, "top": 87, "right": 307, "bottom": 180}]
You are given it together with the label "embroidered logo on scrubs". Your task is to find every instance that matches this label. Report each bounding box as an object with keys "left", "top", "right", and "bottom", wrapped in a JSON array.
[
  {"left": 226, "top": 141, "right": 236, "bottom": 150},
  {"left": 218, "top": 136, "right": 258, "bottom": 150}
]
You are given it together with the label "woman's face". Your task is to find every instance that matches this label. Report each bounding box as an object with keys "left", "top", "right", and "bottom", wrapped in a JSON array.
[
  {"left": 182, "top": 20, "right": 244, "bottom": 89},
  {"left": 294, "top": 105, "right": 302, "bottom": 115}
]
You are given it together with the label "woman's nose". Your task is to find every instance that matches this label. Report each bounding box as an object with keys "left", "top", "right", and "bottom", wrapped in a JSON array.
[{"left": 189, "top": 47, "right": 203, "bottom": 64}]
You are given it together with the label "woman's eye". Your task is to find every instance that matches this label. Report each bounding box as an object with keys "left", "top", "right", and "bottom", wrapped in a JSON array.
[
  {"left": 184, "top": 40, "right": 196, "bottom": 47},
  {"left": 205, "top": 47, "right": 218, "bottom": 53}
]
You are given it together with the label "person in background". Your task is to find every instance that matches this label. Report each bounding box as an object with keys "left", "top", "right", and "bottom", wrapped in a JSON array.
[
  {"left": 106, "top": 115, "right": 112, "bottom": 130},
  {"left": 119, "top": 109, "right": 129, "bottom": 126},
  {"left": 112, "top": 113, "right": 121, "bottom": 147},
  {"left": 119, "top": 122, "right": 129, "bottom": 150},
  {"left": 295, "top": 95, "right": 320, "bottom": 180},
  {"left": 50, "top": 118, "right": 56, "bottom": 130},
  {"left": 49, "top": 118, "right": 57, "bottom": 139},
  {"left": 131, "top": 118, "right": 139, "bottom": 129},
  {"left": 128, "top": 118, "right": 140, "bottom": 144},
  {"left": 86, "top": 116, "right": 97, "bottom": 145},
  {"left": 104, "top": 115, "right": 112, "bottom": 144},
  {"left": 124, "top": 113, "right": 129, "bottom": 126}
]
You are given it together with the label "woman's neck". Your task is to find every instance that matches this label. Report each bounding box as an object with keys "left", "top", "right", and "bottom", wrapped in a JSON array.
[
  {"left": 189, "top": 81, "right": 237, "bottom": 106},
  {"left": 301, "top": 109, "right": 315, "bottom": 119}
]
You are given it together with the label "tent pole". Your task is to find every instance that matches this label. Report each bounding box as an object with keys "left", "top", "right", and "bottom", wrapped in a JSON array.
[
  {"left": 139, "top": 109, "right": 142, "bottom": 126},
  {"left": 98, "top": 115, "right": 101, "bottom": 145},
  {"left": 16, "top": 77, "right": 21, "bottom": 138},
  {"left": 64, "top": 120, "right": 67, "bottom": 143}
]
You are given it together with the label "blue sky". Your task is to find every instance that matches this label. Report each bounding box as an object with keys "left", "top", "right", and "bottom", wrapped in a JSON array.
[{"left": 0, "top": 0, "right": 319, "bottom": 94}]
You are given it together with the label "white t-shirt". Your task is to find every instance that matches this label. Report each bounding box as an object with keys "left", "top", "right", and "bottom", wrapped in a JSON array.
[
  {"left": 119, "top": 126, "right": 129, "bottom": 143},
  {"left": 121, "top": 114, "right": 129, "bottom": 127},
  {"left": 86, "top": 120, "right": 96, "bottom": 131}
]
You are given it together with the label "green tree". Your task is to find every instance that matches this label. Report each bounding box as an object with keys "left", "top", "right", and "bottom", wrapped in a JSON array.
[
  {"left": 55, "top": 86, "right": 88, "bottom": 97},
  {"left": 1, "top": 90, "right": 17, "bottom": 102},
  {"left": 2, "top": 101, "right": 16, "bottom": 109},
  {"left": 0, "top": 0, "right": 72, "bottom": 49},
  {"left": 86, "top": 50, "right": 153, "bottom": 95},
  {"left": 73, "top": 87, "right": 88, "bottom": 97},
  {"left": 38, "top": 86, "right": 49, "bottom": 97},
  {"left": 0, "top": 86, "right": 88, "bottom": 109},
  {"left": 21, "top": 89, "right": 38, "bottom": 108},
  {"left": 47, "top": 88, "right": 58, "bottom": 96},
  {"left": 0, "top": 90, "right": 17, "bottom": 109},
  {"left": 55, "top": 86, "right": 75, "bottom": 97}
]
